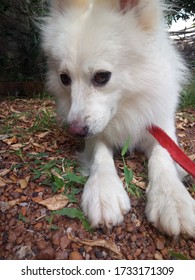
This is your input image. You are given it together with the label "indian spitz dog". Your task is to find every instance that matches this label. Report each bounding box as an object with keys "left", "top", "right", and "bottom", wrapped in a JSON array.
[{"left": 42, "top": 0, "right": 195, "bottom": 237}]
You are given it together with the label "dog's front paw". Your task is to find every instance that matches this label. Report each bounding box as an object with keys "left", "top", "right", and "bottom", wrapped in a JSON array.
[
  {"left": 146, "top": 178, "right": 195, "bottom": 237},
  {"left": 81, "top": 174, "right": 131, "bottom": 228}
]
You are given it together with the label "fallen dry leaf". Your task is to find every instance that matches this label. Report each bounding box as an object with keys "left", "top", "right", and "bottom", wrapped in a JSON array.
[
  {"left": 178, "top": 133, "right": 186, "bottom": 138},
  {"left": 10, "top": 143, "right": 24, "bottom": 150},
  {"left": 8, "top": 199, "right": 20, "bottom": 207},
  {"left": 0, "top": 169, "right": 11, "bottom": 177},
  {"left": 36, "top": 131, "right": 50, "bottom": 139},
  {"left": 2, "top": 179, "right": 13, "bottom": 184},
  {"left": 10, "top": 173, "right": 19, "bottom": 183},
  {"left": 19, "top": 176, "right": 31, "bottom": 189},
  {"left": 38, "top": 194, "right": 69, "bottom": 211},
  {"left": 15, "top": 245, "right": 35, "bottom": 260},
  {"left": 0, "top": 199, "right": 20, "bottom": 212},
  {"left": 14, "top": 188, "right": 23, "bottom": 194},
  {"left": 189, "top": 154, "right": 195, "bottom": 161},
  {"left": 51, "top": 169, "right": 64, "bottom": 180},
  {"left": 10, "top": 106, "right": 21, "bottom": 114},
  {"left": 0, "top": 177, "right": 6, "bottom": 187},
  {"left": 18, "top": 115, "right": 29, "bottom": 123},
  {"left": 3, "top": 136, "right": 18, "bottom": 145},
  {"left": 132, "top": 177, "right": 146, "bottom": 190},
  {"left": 176, "top": 123, "right": 186, "bottom": 130},
  {"left": 45, "top": 146, "right": 54, "bottom": 152},
  {"left": 23, "top": 143, "right": 32, "bottom": 151},
  {"left": 67, "top": 233, "right": 124, "bottom": 260},
  {"left": 31, "top": 142, "right": 45, "bottom": 149}
]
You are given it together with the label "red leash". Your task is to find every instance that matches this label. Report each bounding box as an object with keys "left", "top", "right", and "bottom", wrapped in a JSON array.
[{"left": 148, "top": 125, "right": 195, "bottom": 177}]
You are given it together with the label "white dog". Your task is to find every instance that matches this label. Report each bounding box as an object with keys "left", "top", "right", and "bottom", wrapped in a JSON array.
[{"left": 42, "top": 0, "right": 195, "bottom": 237}]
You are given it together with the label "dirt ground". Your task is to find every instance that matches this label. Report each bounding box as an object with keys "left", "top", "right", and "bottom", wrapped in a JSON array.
[{"left": 0, "top": 98, "right": 194, "bottom": 260}]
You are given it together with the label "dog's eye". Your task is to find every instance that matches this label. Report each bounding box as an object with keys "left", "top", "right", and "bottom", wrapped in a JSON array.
[
  {"left": 93, "top": 71, "right": 111, "bottom": 87},
  {"left": 60, "top": 73, "right": 71, "bottom": 86}
]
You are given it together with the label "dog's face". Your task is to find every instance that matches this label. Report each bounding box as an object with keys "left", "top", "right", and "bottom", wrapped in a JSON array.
[
  {"left": 42, "top": 0, "right": 161, "bottom": 137},
  {"left": 56, "top": 21, "right": 125, "bottom": 138}
]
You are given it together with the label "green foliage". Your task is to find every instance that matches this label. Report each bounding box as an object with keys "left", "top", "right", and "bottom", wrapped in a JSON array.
[
  {"left": 180, "top": 74, "right": 195, "bottom": 109},
  {"left": 121, "top": 137, "right": 143, "bottom": 198},
  {"left": 166, "top": 0, "right": 195, "bottom": 24},
  {"left": 53, "top": 208, "right": 93, "bottom": 232},
  {"left": 170, "top": 251, "right": 189, "bottom": 260},
  {"left": 124, "top": 166, "right": 133, "bottom": 186},
  {"left": 45, "top": 215, "right": 59, "bottom": 230},
  {"left": 0, "top": 112, "right": 25, "bottom": 134},
  {"left": 32, "top": 156, "right": 86, "bottom": 194},
  {"left": 18, "top": 212, "right": 28, "bottom": 223},
  {"left": 29, "top": 108, "right": 57, "bottom": 132},
  {"left": 31, "top": 154, "right": 90, "bottom": 230},
  {"left": 0, "top": 0, "right": 48, "bottom": 82},
  {"left": 12, "top": 149, "right": 25, "bottom": 163}
]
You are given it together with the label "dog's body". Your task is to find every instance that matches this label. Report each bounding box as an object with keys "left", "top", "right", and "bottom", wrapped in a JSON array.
[{"left": 42, "top": 0, "right": 195, "bottom": 237}]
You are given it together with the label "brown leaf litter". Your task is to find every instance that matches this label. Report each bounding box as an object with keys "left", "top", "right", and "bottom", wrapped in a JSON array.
[{"left": 0, "top": 99, "right": 194, "bottom": 260}]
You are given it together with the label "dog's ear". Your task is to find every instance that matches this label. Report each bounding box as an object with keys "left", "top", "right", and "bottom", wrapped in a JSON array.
[
  {"left": 124, "top": 0, "right": 162, "bottom": 31},
  {"left": 96, "top": 0, "right": 162, "bottom": 31},
  {"left": 119, "top": 0, "right": 138, "bottom": 10},
  {"left": 125, "top": 0, "right": 162, "bottom": 31},
  {"left": 52, "top": 0, "right": 88, "bottom": 12}
]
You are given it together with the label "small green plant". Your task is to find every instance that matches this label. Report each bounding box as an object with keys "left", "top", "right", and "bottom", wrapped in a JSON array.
[
  {"left": 31, "top": 156, "right": 90, "bottom": 229},
  {"left": 0, "top": 112, "right": 21, "bottom": 134},
  {"left": 12, "top": 149, "right": 26, "bottom": 162},
  {"left": 45, "top": 215, "right": 59, "bottom": 230},
  {"left": 33, "top": 158, "right": 86, "bottom": 196},
  {"left": 121, "top": 137, "right": 143, "bottom": 198},
  {"left": 11, "top": 163, "right": 25, "bottom": 171},
  {"left": 191, "top": 184, "right": 195, "bottom": 192},
  {"left": 53, "top": 208, "right": 93, "bottom": 232},
  {"left": 169, "top": 251, "right": 189, "bottom": 260},
  {"left": 18, "top": 212, "right": 28, "bottom": 223},
  {"left": 29, "top": 108, "right": 57, "bottom": 133},
  {"left": 29, "top": 152, "right": 49, "bottom": 159}
]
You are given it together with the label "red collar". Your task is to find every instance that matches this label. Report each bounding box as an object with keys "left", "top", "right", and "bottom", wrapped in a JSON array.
[{"left": 148, "top": 125, "right": 195, "bottom": 177}]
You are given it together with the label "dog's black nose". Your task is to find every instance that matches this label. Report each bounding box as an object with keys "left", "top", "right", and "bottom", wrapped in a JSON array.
[{"left": 68, "top": 124, "right": 89, "bottom": 138}]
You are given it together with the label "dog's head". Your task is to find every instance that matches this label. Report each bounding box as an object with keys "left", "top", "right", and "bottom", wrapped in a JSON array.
[{"left": 42, "top": 0, "right": 163, "bottom": 138}]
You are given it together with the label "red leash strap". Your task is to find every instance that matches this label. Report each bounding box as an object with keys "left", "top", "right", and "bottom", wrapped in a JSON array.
[{"left": 148, "top": 125, "right": 195, "bottom": 177}]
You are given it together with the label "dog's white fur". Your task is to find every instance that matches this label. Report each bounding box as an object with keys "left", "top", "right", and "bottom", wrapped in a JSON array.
[{"left": 42, "top": 0, "right": 195, "bottom": 237}]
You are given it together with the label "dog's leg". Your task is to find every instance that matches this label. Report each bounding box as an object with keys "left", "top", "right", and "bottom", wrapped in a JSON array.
[
  {"left": 143, "top": 137, "right": 195, "bottom": 237},
  {"left": 81, "top": 140, "right": 131, "bottom": 228}
]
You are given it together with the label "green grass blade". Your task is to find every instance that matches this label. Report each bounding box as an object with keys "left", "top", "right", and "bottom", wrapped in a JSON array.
[
  {"left": 124, "top": 166, "right": 133, "bottom": 186},
  {"left": 121, "top": 136, "right": 131, "bottom": 157}
]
